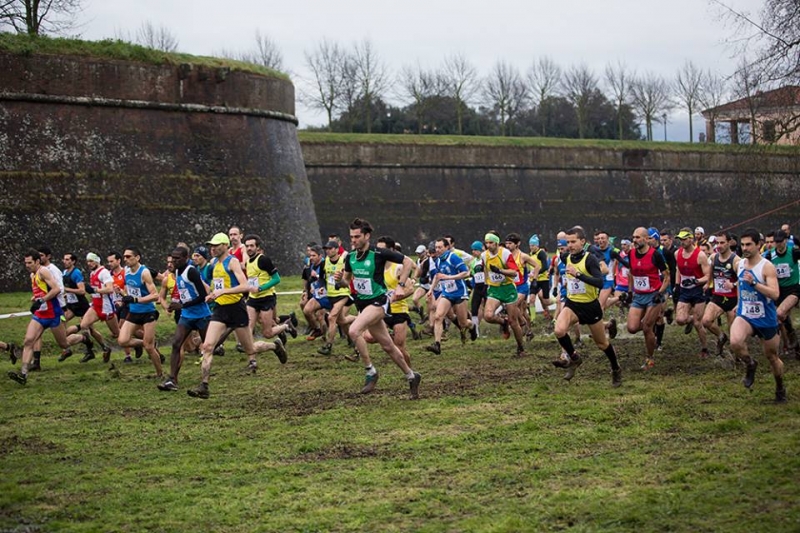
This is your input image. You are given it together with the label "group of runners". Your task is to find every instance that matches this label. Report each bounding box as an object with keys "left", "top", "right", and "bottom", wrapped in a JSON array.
[{"left": 5, "top": 219, "right": 800, "bottom": 403}]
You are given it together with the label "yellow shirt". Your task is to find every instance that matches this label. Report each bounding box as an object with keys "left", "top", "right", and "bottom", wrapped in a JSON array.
[
  {"left": 324, "top": 253, "right": 350, "bottom": 298},
  {"left": 482, "top": 248, "right": 515, "bottom": 287},
  {"left": 212, "top": 256, "right": 243, "bottom": 305},
  {"left": 565, "top": 253, "right": 599, "bottom": 303},
  {"left": 246, "top": 253, "right": 276, "bottom": 298},
  {"left": 384, "top": 262, "right": 409, "bottom": 314}
]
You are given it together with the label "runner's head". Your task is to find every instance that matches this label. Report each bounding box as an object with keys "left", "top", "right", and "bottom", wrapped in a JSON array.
[
  {"left": 24, "top": 248, "right": 42, "bottom": 273},
  {"left": 647, "top": 227, "right": 661, "bottom": 248},
  {"left": 620, "top": 239, "right": 631, "bottom": 253},
  {"left": 123, "top": 247, "right": 142, "bottom": 268},
  {"left": 594, "top": 230, "right": 609, "bottom": 250},
  {"left": 308, "top": 244, "right": 323, "bottom": 264},
  {"left": 764, "top": 231, "right": 776, "bottom": 251},
  {"left": 165, "top": 255, "right": 175, "bottom": 273},
  {"left": 206, "top": 233, "right": 231, "bottom": 259},
  {"left": 171, "top": 247, "right": 189, "bottom": 270},
  {"left": 557, "top": 238, "right": 568, "bottom": 254},
  {"left": 349, "top": 218, "right": 373, "bottom": 251},
  {"left": 244, "top": 234, "right": 262, "bottom": 259},
  {"left": 228, "top": 226, "right": 243, "bottom": 247},
  {"left": 106, "top": 251, "right": 121, "bottom": 271},
  {"left": 694, "top": 226, "right": 705, "bottom": 242},
  {"left": 484, "top": 232, "right": 500, "bottom": 253},
  {"left": 504, "top": 233, "right": 520, "bottom": 252},
  {"left": 676, "top": 228, "right": 694, "bottom": 250},
  {"left": 528, "top": 234, "right": 540, "bottom": 252},
  {"left": 192, "top": 246, "right": 209, "bottom": 266},
  {"left": 323, "top": 240, "right": 340, "bottom": 258},
  {"left": 632, "top": 227, "right": 650, "bottom": 252},
  {"left": 433, "top": 238, "right": 448, "bottom": 257},
  {"left": 714, "top": 231, "right": 732, "bottom": 254},
  {"left": 377, "top": 236, "right": 396, "bottom": 251},
  {"left": 63, "top": 253, "right": 77, "bottom": 270},
  {"left": 659, "top": 229, "right": 673, "bottom": 249},
  {"left": 774, "top": 229, "right": 789, "bottom": 253},
  {"left": 37, "top": 245, "right": 53, "bottom": 266},
  {"left": 470, "top": 241, "right": 484, "bottom": 257},
  {"left": 565, "top": 226, "right": 585, "bottom": 255},
  {"left": 739, "top": 228, "right": 761, "bottom": 259}
]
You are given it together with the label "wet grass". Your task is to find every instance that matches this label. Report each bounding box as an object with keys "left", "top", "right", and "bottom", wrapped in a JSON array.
[{"left": 1, "top": 285, "right": 799, "bottom": 532}]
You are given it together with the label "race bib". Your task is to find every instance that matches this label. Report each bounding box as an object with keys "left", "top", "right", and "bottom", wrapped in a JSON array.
[
  {"left": 489, "top": 272, "right": 506, "bottom": 284},
  {"left": 66, "top": 293, "right": 78, "bottom": 304},
  {"left": 605, "top": 270, "right": 614, "bottom": 281},
  {"left": 742, "top": 302, "right": 765, "bottom": 319},
  {"left": 178, "top": 288, "right": 191, "bottom": 303},
  {"left": 473, "top": 272, "right": 485, "bottom": 284},
  {"left": 567, "top": 278, "right": 586, "bottom": 295},
  {"left": 713, "top": 278, "right": 728, "bottom": 293},
  {"left": 620, "top": 267, "right": 629, "bottom": 278},
  {"left": 353, "top": 277, "right": 373, "bottom": 296},
  {"left": 315, "top": 286, "right": 328, "bottom": 298},
  {"left": 248, "top": 277, "right": 259, "bottom": 289},
  {"left": 212, "top": 278, "right": 225, "bottom": 291},
  {"left": 127, "top": 286, "right": 142, "bottom": 298},
  {"left": 327, "top": 275, "right": 337, "bottom": 287},
  {"left": 633, "top": 276, "right": 650, "bottom": 291},
  {"left": 513, "top": 272, "right": 521, "bottom": 284},
  {"left": 681, "top": 276, "right": 697, "bottom": 288},
  {"left": 776, "top": 263, "right": 791, "bottom": 279},
  {"left": 442, "top": 279, "right": 457, "bottom": 293},
  {"left": 38, "top": 301, "right": 48, "bottom": 311}
]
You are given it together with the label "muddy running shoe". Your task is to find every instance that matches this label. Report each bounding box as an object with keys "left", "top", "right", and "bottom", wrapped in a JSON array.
[
  {"left": 79, "top": 351, "right": 96, "bottom": 363},
  {"left": 246, "top": 360, "right": 258, "bottom": 374},
  {"left": 698, "top": 348, "right": 710, "bottom": 359},
  {"left": 157, "top": 378, "right": 178, "bottom": 392},
  {"left": 134, "top": 345, "right": 143, "bottom": 359},
  {"left": 289, "top": 312, "right": 298, "bottom": 328},
  {"left": 525, "top": 329, "right": 534, "bottom": 342},
  {"left": 283, "top": 318, "right": 298, "bottom": 339},
  {"left": 608, "top": 318, "right": 618, "bottom": 340},
  {"left": 684, "top": 322, "right": 694, "bottom": 335},
  {"left": 8, "top": 371, "right": 26, "bottom": 385},
  {"left": 408, "top": 372, "right": 421, "bottom": 400},
  {"left": 317, "top": 343, "right": 332, "bottom": 356},
  {"left": 611, "top": 368, "right": 623, "bottom": 388},
  {"left": 641, "top": 358, "right": 655, "bottom": 371},
  {"left": 102, "top": 345, "right": 112, "bottom": 363},
  {"left": 344, "top": 349, "right": 360, "bottom": 362},
  {"left": 575, "top": 338, "right": 586, "bottom": 350},
  {"left": 742, "top": 360, "right": 758, "bottom": 389},
  {"left": 273, "top": 338, "right": 287, "bottom": 364},
  {"left": 425, "top": 342, "right": 441, "bottom": 355},
  {"left": 187, "top": 383, "right": 210, "bottom": 399},
  {"left": 470, "top": 324, "right": 478, "bottom": 342},
  {"left": 123, "top": 356, "right": 133, "bottom": 364},
  {"left": 81, "top": 330, "right": 94, "bottom": 354},
  {"left": 664, "top": 308, "right": 674, "bottom": 325},
  {"left": 7, "top": 343, "right": 19, "bottom": 365},
  {"left": 159, "top": 351, "right": 166, "bottom": 364},
  {"left": 775, "top": 386, "right": 788, "bottom": 404},
  {"left": 361, "top": 372, "right": 379, "bottom": 394},
  {"left": 563, "top": 353, "right": 583, "bottom": 381},
  {"left": 501, "top": 319, "right": 511, "bottom": 340},
  {"left": 460, "top": 327, "right": 467, "bottom": 345},
  {"left": 236, "top": 343, "right": 245, "bottom": 354},
  {"left": 212, "top": 345, "right": 225, "bottom": 357},
  {"left": 515, "top": 346, "right": 528, "bottom": 358},
  {"left": 28, "top": 360, "right": 41, "bottom": 372},
  {"left": 306, "top": 328, "right": 323, "bottom": 341},
  {"left": 552, "top": 352, "right": 570, "bottom": 368},
  {"left": 716, "top": 333, "right": 729, "bottom": 356}
]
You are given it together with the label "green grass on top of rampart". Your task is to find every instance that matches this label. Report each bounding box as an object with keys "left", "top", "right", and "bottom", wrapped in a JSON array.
[
  {"left": 0, "top": 32, "right": 289, "bottom": 80},
  {"left": 298, "top": 131, "right": 800, "bottom": 154}
]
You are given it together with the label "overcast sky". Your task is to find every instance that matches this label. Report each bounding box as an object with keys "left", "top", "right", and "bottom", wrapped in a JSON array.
[{"left": 77, "top": 0, "right": 763, "bottom": 141}]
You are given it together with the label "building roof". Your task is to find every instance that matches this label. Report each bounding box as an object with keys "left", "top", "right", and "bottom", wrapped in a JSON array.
[{"left": 702, "top": 85, "right": 800, "bottom": 117}]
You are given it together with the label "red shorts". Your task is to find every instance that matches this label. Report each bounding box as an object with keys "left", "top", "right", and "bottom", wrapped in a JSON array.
[{"left": 91, "top": 298, "right": 115, "bottom": 322}]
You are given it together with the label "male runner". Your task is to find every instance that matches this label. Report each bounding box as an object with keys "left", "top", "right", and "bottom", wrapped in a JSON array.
[
  {"left": 674, "top": 228, "right": 712, "bottom": 358},
  {"left": 701, "top": 231, "right": 740, "bottom": 355},
  {"left": 765, "top": 229, "right": 800, "bottom": 358},
  {"left": 481, "top": 233, "right": 527, "bottom": 357},
  {"left": 317, "top": 240, "right": 355, "bottom": 356}
]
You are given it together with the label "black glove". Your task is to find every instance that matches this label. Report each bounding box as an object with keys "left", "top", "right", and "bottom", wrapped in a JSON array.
[
  {"left": 30, "top": 299, "right": 44, "bottom": 314},
  {"left": 618, "top": 292, "right": 630, "bottom": 305},
  {"left": 652, "top": 292, "right": 665, "bottom": 304},
  {"left": 121, "top": 295, "right": 137, "bottom": 304},
  {"left": 84, "top": 285, "right": 95, "bottom": 294},
  {"left": 552, "top": 286, "right": 558, "bottom": 298},
  {"left": 681, "top": 279, "right": 696, "bottom": 289},
  {"left": 490, "top": 265, "right": 502, "bottom": 274}
]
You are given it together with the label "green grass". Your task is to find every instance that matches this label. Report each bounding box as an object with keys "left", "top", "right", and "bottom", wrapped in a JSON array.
[
  {"left": 298, "top": 131, "right": 800, "bottom": 154},
  {"left": 2, "top": 281, "right": 799, "bottom": 532},
  {"left": 0, "top": 33, "right": 289, "bottom": 80}
]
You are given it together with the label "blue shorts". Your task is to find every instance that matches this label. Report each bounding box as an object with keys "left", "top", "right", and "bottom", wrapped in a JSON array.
[
  {"left": 750, "top": 324, "right": 780, "bottom": 341},
  {"left": 678, "top": 285, "right": 706, "bottom": 305},
  {"left": 631, "top": 292, "right": 661, "bottom": 309},
  {"left": 615, "top": 284, "right": 629, "bottom": 293},
  {"left": 314, "top": 296, "right": 332, "bottom": 311},
  {"left": 516, "top": 284, "right": 530, "bottom": 297},
  {"left": 33, "top": 315, "right": 62, "bottom": 329},
  {"left": 178, "top": 315, "right": 210, "bottom": 332},
  {"left": 443, "top": 294, "right": 468, "bottom": 306},
  {"left": 602, "top": 279, "right": 615, "bottom": 291}
]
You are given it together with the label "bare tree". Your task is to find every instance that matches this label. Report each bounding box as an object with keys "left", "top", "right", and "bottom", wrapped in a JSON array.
[
  {"left": 604, "top": 61, "right": 633, "bottom": 140},
  {"left": 338, "top": 55, "right": 360, "bottom": 133},
  {"left": 697, "top": 69, "right": 730, "bottom": 142},
  {"left": 563, "top": 63, "right": 599, "bottom": 139},
  {"left": 398, "top": 63, "right": 442, "bottom": 134},
  {"left": 301, "top": 39, "right": 347, "bottom": 131},
  {"left": 441, "top": 53, "right": 479, "bottom": 135},
  {"left": 674, "top": 60, "right": 704, "bottom": 142},
  {"left": 630, "top": 72, "right": 673, "bottom": 141},
  {"left": 217, "top": 30, "right": 284, "bottom": 71},
  {"left": 483, "top": 60, "right": 527, "bottom": 136},
  {"left": 351, "top": 39, "right": 390, "bottom": 134},
  {"left": 0, "top": 0, "right": 81, "bottom": 35},
  {"left": 135, "top": 20, "right": 179, "bottom": 53},
  {"left": 731, "top": 56, "right": 766, "bottom": 143},
  {"left": 527, "top": 56, "right": 562, "bottom": 136}
]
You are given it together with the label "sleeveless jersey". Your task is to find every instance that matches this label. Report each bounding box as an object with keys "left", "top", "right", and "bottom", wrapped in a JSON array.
[
  {"left": 111, "top": 268, "right": 126, "bottom": 305},
  {"left": 565, "top": 253, "right": 599, "bottom": 303},
  {"left": 471, "top": 257, "right": 485, "bottom": 286},
  {"left": 510, "top": 250, "right": 528, "bottom": 287},
  {"left": 45, "top": 264, "right": 66, "bottom": 308},
  {"left": 767, "top": 249, "right": 800, "bottom": 287},
  {"left": 531, "top": 249, "right": 550, "bottom": 282},
  {"left": 211, "top": 256, "right": 242, "bottom": 305},
  {"left": 676, "top": 246, "right": 704, "bottom": 285},
  {"left": 62, "top": 267, "right": 89, "bottom": 307},
  {"left": 711, "top": 253, "right": 738, "bottom": 298},
  {"left": 246, "top": 253, "right": 277, "bottom": 298},
  {"left": 176, "top": 265, "right": 211, "bottom": 319},
  {"left": 556, "top": 254, "right": 568, "bottom": 296},
  {"left": 629, "top": 247, "right": 662, "bottom": 294},
  {"left": 348, "top": 248, "right": 387, "bottom": 300},
  {"left": 737, "top": 258, "right": 778, "bottom": 328},
  {"left": 614, "top": 251, "right": 629, "bottom": 288},
  {"left": 165, "top": 272, "right": 179, "bottom": 303},
  {"left": 384, "top": 263, "right": 409, "bottom": 314},
  {"left": 310, "top": 261, "right": 327, "bottom": 301},
  {"left": 90, "top": 266, "right": 116, "bottom": 315},
  {"left": 31, "top": 270, "right": 60, "bottom": 319},
  {"left": 432, "top": 250, "right": 468, "bottom": 298},
  {"left": 125, "top": 265, "right": 156, "bottom": 314},
  {"left": 324, "top": 254, "right": 350, "bottom": 298},
  {"left": 599, "top": 246, "right": 617, "bottom": 284},
  {"left": 482, "top": 248, "right": 515, "bottom": 287}
]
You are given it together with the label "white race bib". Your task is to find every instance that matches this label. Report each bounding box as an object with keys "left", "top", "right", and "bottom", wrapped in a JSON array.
[
  {"left": 212, "top": 278, "right": 225, "bottom": 291},
  {"left": 633, "top": 276, "right": 651, "bottom": 291},
  {"left": 353, "top": 277, "right": 373, "bottom": 295},
  {"left": 776, "top": 263, "right": 791, "bottom": 279},
  {"left": 38, "top": 301, "right": 48, "bottom": 311},
  {"left": 567, "top": 278, "right": 586, "bottom": 295},
  {"left": 442, "top": 279, "right": 457, "bottom": 293},
  {"left": 742, "top": 301, "right": 765, "bottom": 319},
  {"left": 327, "top": 274, "right": 337, "bottom": 287},
  {"left": 473, "top": 272, "right": 485, "bottom": 284},
  {"left": 248, "top": 277, "right": 259, "bottom": 289},
  {"left": 127, "top": 286, "right": 142, "bottom": 298},
  {"left": 179, "top": 288, "right": 191, "bottom": 303},
  {"left": 66, "top": 293, "right": 78, "bottom": 304},
  {"left": 713, "top": 278, "right": 728, "bottom": 293},
  {"left": 315, "top": 286, "right": 328, "bottom": 298},
  {"left": 489, "top": 272, "right": 506, "bottom": 284}
]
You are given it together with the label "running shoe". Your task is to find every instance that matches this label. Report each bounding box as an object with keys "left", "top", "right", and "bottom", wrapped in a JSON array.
[
  {"left": 608, "top": 318, "right": 618, "bottom": 339},
  {"left": 716, "top": 333, "right": 729, "bottom": 356},
  {"left": 7, "top": 343, "right": 18, "bottom": 365},
  {"left": 501, "top": 319, "right": 510, "bottom": 340},
  {"left": 246, "top": 360, "right": 258, "bottom": 374},
  {"left": 306, "top": 328, "right": 323, "bottom": 341},
  {"left": 58, "top": 348, "right": 73, "bottom": 362},
  {"left": 611, "top": 368, "right": 623, "bottom": 388},
  {"left": 123, "top": 356, "right": 133, "bottom": 364},
  {"left": 134, "top": 345, "right": 143, "bottom": 359},
  {"left": 775, "top": 386, "right": 788, "bottom": 404},
  {"left": 317, "top": 343, "right": 332, "bottom": 356},
  {"left": 408, "top": 372, "right": 421, "bottom": 400},
  {"left": 102, "top": 345, "right": 112, "bottom": 363},
  {"left": 684, "top": 322, "right": 693, "bottom": 335},
  {"left": 187, "top": 383, "right": 210, "bottom": 399},
  {"left": 273, "top": 338, "right": 287, "bottom": 364},
  {"left": 470, "top": 324, "right": 478, "bottom": 342},
  {"left": 289, "top": 311, "right": 298, "bottom": 328},
  {"left": 212, "top": 345, "right": 225, "bottom": 357},
  {"left": 641, "top": 358, "right": 655, "bottom": 370},
  {"left": 664, "top": 308, "right": 674, "bottom": 325},
  {"left": 742, "top": 360, "right": 758, "bottom": 389},
  {"left": 7, "top": 371, "right": 26, "bottom": 385},
  {"left": 361, "top": 372, "right": 379, "bottom": 394},
  {"left": 698, "top": 348, "right": 710, "bottom": 359},
  {"left": 157, "top": 378, "right": 178, "bottom": 392},
  {"left": 563, "top": 353, "right": 583, "bottom": 381},
  {"left": 28, "top": 360, "right": 41, "bottom": 372},
  {"left": 283, "top": 318, "right": 298, "bottom": 339},
  {"left": 424, "top": 342, "right": 441, "bottom": 355},
  {"left": 79, "top": 351, "right": 96, "bottom": 363}
]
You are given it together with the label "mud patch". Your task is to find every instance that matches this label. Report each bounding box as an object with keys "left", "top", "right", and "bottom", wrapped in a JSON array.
[
  {"left": 287, "top": 442, "right": 394, "bottom": 463},
  {"left": 0, "top": 435, "right": 64, "bottom": 454}
]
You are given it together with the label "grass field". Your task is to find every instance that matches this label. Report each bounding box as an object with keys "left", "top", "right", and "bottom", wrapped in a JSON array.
[{"left": 1, "top": 280, "right": 799, "bottom": 532}]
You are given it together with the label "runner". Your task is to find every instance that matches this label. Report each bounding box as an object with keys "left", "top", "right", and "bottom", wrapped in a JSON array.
[
  {"left": 107, "top": 251, "right": 136, "bottom": 362},
  {"left": 765, "top": 229, "right": 800, "bottom": 358},
  {"left": 528, "top": 234, "right": 554, "bottom": 326},
  {"left": 673, "top": 227, "right": 712, "bottom": 358},
  {"left": 504, "top": 233, "right": 539, "bottom": 340},
  {"left": 411, "top": 244, "right": 431, "bottom": 323},
  {"left": 317, "top": 240, "right": 356, "bottom": 356},
  {"left": 701, "top": 231, "right": 740, "bottom": 356},
  {"left": 469, "top": 241, "right": 487, "bottom": 338},
  {"left": 626, "top": 227, "right": 670, "bottom": 369},
  {"left": 552, "top": 227, "right": 622, "bottom": 386},
  {"left": 481, "top": 232, "right": 528, "bottom": 357},
  {"left": 593, "top": 230, "right": 629, "bottom": 339},
  {"left": 228, "top": 226, "right": 246, "bottom": 262},
  {"left": 335, "top": 218, "right": 421, "bottom": 399},
  {"left": 302, "top": 245, "right": 330, "bottom": 342},
  {"left": 728, "top": 228, "right": 786, "bottom": 403}
]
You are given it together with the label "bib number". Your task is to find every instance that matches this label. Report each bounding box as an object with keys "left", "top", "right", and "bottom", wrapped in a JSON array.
[
  {"left": 776, "top": 263, "right": 791, "bottom": 279},
  {"left": 473, "top": 272, "right": 485, "bottom": 284},
  {"left": 66, "top": 293, "right": 78, "bottom": 304},
  {"left": 489, "top": 272, "right": 506, "bottom": 284},
  {"left": 633, "top": 276, "right": 650, "bottom": 292},
  {"left": 212, "top": 278, "right": 225, "bottom": 292},
  {"left": 354, "top": 277, "right": 373, "bottom": 296},
  {"left": 567, "top": 278, "right": 586, "bottom": 295},
  {"left": 743, "top": 302, "right": 765, "bottom": 319},
  {"left": 681, "top": 276, "right": 697, "bottom": 289},
  {"left": 127, "top": 286, "right": 142, "bottom": 298},
  {"left": 442, "top": 279, "right": 457, "bottom": 293},
  {"left": 713, "top": 278, "right": 728, "bottom": 293},
  {"left": 315, "top": 285, "right": 328, "bottom": 299},
  {"left": 248, "top": 277, "right": 259, "bottom": 290},
  {"left": 38, "top": 301, "right": 48, "bottom": 311},
  {"left": 179, "top": 288, "right": 191, "bottom": 303}
]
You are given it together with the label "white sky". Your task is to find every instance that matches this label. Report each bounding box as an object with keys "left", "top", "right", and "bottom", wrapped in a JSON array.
[{"left": 76, "top": 0, "right": 763, "bottom": 141}]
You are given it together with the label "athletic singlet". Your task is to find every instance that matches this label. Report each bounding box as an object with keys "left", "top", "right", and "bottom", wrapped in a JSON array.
[
  {"left": 531, "top": 249, "right": 550, "bottom": 282},
  {"left": 614, "top": 251, "right": 629, "bottom": 287},
  {"left": 165, "top": 272, "right": 178, "bottom": 303},
  {"left": 599, "top": 246, "right": 617, "bottom": 283},
  {"left": 511, "top": 250, "right": 528, "bottom": 287},
  {"left": 324, "top": 254, "right": 350, "bottom": 298},
  {"left": 737, "top": 258, "right": 778, "bottom": 328},
  {"left": 31, "top": 270, "right": 60, "bottom": 319},
  {"left": 565, "top": 252, "right": 599, "bottom": 303},
  {"left": 111, "top": 269, "right": 125, "bottom": 305},
  {"left": 385, "top": 263, "right": 409, "bottom": 314},
  {"left": 471, "top": 258, "right": 485, "bottom": 286},
  {"left": 557, "top": 255, "right": 568, "bottom": 294},
  {"left": 345, "top": 246, "right": 406, "bottom": 300},
  {"left": 176, "top": 265, "right": 211, "bottom": 320},
  {"left": 310, "top": 261, "right": 327, "bottom": 301},
  {"left": 432, "top": 250, "right": 468, "bottom": 297},
  {"left": 125, "top": 265, "right": 156, "bottom": 314},
  {"left": 90, "top": 266, "right": 116, "bottom": 315},
  {"left": 246, "top": 253, "right": 277, "bottom": 298},
  {"left": 211, "top": 256, "right": 242, "bottom": 306},
  {"left": 767, "top": 248, "right": 800, "bottom": 287},
  {"left": 676, "top": 246, "right": 704, "bottom": 285},
  {"left": 481, "top": 248, "right": 516, "bottom": 287},
  {"left": 711, "top": 253, "right": 738, "bottom": 298},
  {"left": 62, "top": 268, "right": 88, "bottom": 306},
  {"left": 629, "top": 247, "right": 663, "bottom": 294}
]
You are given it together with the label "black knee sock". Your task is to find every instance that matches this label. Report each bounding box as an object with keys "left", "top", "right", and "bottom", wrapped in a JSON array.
[
  {"left": 34, "top": 350, "right": 41, "bottom": 362},
  {"left": 784, "top": 318, "right": 794, "bottom": 334},
  {"left": 604, "top": 344, "right": 620, "bottom": 371},
  {"left": 557, "top": 334, "right": 575, "bottom": 356},
  {"left": 655, "top": 323, "right": 665, "bottom": 346}
]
